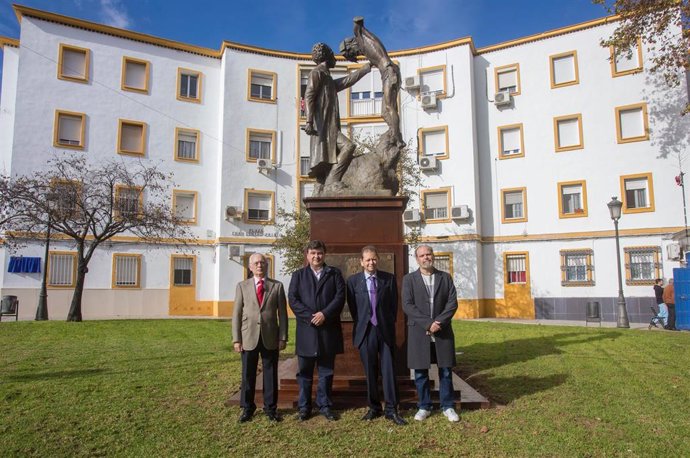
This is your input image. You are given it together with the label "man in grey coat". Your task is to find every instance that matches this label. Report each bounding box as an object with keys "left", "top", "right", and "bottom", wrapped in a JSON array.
[{"left": 402, "top": 245, "right": 459, "bottom": 422}]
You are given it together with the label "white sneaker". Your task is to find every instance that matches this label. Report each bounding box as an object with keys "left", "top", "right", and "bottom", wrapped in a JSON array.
[
  {"left": 414, "top": 409, "right": 431, "bottom": 421},
  {"left": 443, "top": 407, "right": 460, "bottom": 422}
]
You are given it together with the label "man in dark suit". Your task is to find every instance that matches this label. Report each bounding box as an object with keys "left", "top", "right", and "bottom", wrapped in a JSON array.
[
  {"left": 232, "top": 253, "right": 288, "bottom": 423},
  {"left": 288, "top": 240, "right": 345, "bottom": 421},
  {"left": 347, "top": 245, "right": 406, "bottom": 425},
  {"left": 402, "top": 245, "right": 460, "bottom": 423}
]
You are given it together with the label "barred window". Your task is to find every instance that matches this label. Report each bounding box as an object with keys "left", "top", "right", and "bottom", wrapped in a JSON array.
[
  {"left": 173, "top": 257, "right": 194, "bottom": 286},
  {"left": 114, "top": 255, "right": 141, "bottom": 288},
  {"left": 506, "top": 253, "right": 527, "bottom": 284},
  {"left": 115, "top": 186, "right": 141, "bottom": 218},
  {"left": 48, "top": 252, "right": 76, "bottom": 287},
  {"left": 560, "top": 249, "right": 594, "bottom": 286},
  {"left": 625, "top": 246, "right": 660, "bottom": 285},
  {"left": 434, "top": 253, "right": 453, "bottom": 276},
  {"left": 423, "top": 191, "right": 449, "bottom": 221}
]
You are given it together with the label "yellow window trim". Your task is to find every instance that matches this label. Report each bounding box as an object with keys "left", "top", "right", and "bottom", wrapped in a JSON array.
[
  {"left": 418, "top": 125, "right": 450, "bottom": 160},
  {"left": 53, "top": 109, "right": 86, "bottom": 150},
  {"left": 345, "top": 62, "right": 400, "bottom": 118},
  {"left": 114, "top": 184, "right": 144, "bottom": 220},
  {"left": 501, "top": 187, "right": 528, "bottom": 224},
  {"left": 553, "top": 114, "right": 584, "bottom": 152},
  {"left": 47, "top": 250, "right": 78, "bottom": 289},
  {"left": 243, "top": 253, "right": 275, "bottom": 279},
  {"left": 615, "top": 102, "right": 649, "bottom": 144},
  {"left": 620, "top": 172, "right": 655, "bottom": 214},
  {"left": 172, "top": 189, "right": 199, "bottom": 225},
  {"left": 420, "top": 186, "right": 452, "bottom": 224},
  {"left": 610, "top": 37, "right": 644, "bottom": 77},
  {"left": 559, "top": 248, "right": 594, "bottom": 286},
  {"left": 245, "top": 128, "right": 277, "bottom": 164},
  {"left": 557, "top": 180, "right": 588, "bottom": 219},
  {"left": 433, "top": 251, "right": 454, "bottom": 277},
  {"left": 57, "top": 43, "right": 90, "bottom": 83},
  {"left": 247, "top": 68, "right": 277, "bottom": 104},
  {"left": 170, "top": 254, "right": 196, "bottom": 288},
  {"left": 503, "top": 251, "right": 530, "bottom": 285},
  {"left": 549, "top": 50, "right": 579, "bottom": 89},
  {"left": 494, "top": 63, "right": 521, "bottom": 96},
  {"left": 623, "top": 245, "right": 661, "bottom": 285},
  {"left": 111, "top": 253, "right": 142, "bottom": 289},
  {"left": 497, "top": 123, "right": 525, "bottom": 160},
  {"left": 121, "top": 56, "right": 151, "bottom": 94},
  {"left": 176, "top": 67, "right": 202, "bottom": 103},
  {"left": 417, "top": 64, "right": 447, "bottom": 99},
  {"left": 174, "top": 127, "right": 201, "bottom": 163},
  {"left": 297, "top": 177, "right": 316, "bottom": 205},
  {"left": 244, "top": 189, "right": 275, "bottom": 225},
  {"left": 117, "top": 119, "right": 147, "bottom": 156}
]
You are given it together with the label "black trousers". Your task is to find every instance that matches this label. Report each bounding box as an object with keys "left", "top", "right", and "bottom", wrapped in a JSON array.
[
  {"left": 666, "top": 304, "right": 676, "bottom": 330},
  {"left": 296, "top": 353, "right": 335, "bottom": 412},
  {"left": 359, "top": 324, "right": 398, "bottom": 414},
  {"left": 240, "top": 337, "right": 279, "bottom": 412}
]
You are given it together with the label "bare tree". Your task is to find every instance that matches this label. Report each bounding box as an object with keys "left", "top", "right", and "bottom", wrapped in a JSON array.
[{"left": 1, "top": 156, "right": 196, "bottom": 321}]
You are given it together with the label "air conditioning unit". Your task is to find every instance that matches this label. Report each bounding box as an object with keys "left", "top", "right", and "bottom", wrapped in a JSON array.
[
  {"left": 451, "top": 205, "right": 470, "bottom": 220},
  {"left": 225, "top": 205, "right": 242, "bottom": 221},
  {"left": 667, "top": 243, "right": 681, "bottom": 260},
  {"left": 403, "top": 209, "right": 422, "bottom": 223},
  {"left": 257, "top": 158, "right": 272, "bottom": 171},
  {"left": 494, "top": 90, "right": 512, "bottom": 107},
  {"left": 421, "top": 92, "right": 437, "bottom": 109},
  {"left": 404, "top": 75, "right": 420, "bottom": 90},
  {"left": 419, "top": 156, "right": 438, "bottom": 171},
  {"left": 228, "top": 244, "right": 245, "bottom": 259}
]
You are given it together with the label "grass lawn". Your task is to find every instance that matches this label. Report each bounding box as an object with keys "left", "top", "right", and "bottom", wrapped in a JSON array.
[{"left": 0, "top": 319, "right": 689, "bottom": 457}]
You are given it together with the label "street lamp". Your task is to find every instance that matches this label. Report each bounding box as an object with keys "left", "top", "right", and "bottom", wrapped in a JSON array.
[
  {"left": 36, "top": 192, "right": 57, "bottom": 321},
  {"left": 607, "top": 196, "right": 630, "bottom": 328}
]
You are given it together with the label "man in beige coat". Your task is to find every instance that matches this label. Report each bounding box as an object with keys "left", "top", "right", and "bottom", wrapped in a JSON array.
[{"left": 232, "top": 253, "right": 288, "bottom": 422}]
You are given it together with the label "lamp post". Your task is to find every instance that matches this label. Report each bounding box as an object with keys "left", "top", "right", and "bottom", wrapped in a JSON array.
[
  {"left": 36, "top": 192, "right": 57, "bottom": 321},
  {"left": 607, "top": 196, "right": 630, "bottom": 328}
]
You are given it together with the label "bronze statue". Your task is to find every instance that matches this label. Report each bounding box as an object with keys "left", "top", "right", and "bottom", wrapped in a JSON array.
[{"left": 304, "top": 43, "right": 371, "bottom": 194}]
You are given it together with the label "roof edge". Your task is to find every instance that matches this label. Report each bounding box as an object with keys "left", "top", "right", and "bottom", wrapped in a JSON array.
[{"left": 0, "top": 36, "right": 20, "bottom": 49}]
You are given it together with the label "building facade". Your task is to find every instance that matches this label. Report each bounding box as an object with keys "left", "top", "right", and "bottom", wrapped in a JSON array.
[{"left": 1, "top": 5, "right": 688, "bottom": 321}]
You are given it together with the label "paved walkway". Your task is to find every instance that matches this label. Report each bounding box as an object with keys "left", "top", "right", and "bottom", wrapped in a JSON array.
[{"left": 467, "top": 317, "right": 661, "bottom": 330}]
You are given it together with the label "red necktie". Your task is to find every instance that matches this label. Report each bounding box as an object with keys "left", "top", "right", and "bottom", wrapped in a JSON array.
[{"left": 257, "top": 279, "right": 264, "bottom": 307}]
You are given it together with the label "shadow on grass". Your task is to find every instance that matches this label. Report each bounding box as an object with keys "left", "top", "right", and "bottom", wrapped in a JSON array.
[{"left": 5, "top": 368, "right": 106, "bottom": 382}]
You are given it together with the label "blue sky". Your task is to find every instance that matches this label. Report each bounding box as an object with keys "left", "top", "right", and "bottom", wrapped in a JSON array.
[{"left": 0, "top": 0, "right": 610, "bottom": 84}]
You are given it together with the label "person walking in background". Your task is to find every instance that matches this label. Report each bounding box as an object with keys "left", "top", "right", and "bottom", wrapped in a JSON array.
[
  {"left": 663, "top": 279, "right": 677, "bottom": 331},
  {"left": 653, "top": 278, "right": 667, "bottom": 328}
]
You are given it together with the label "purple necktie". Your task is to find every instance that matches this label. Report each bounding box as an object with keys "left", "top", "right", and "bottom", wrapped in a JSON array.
[{"left": 369, "top": 276, "right": 378, "bottom": 326}]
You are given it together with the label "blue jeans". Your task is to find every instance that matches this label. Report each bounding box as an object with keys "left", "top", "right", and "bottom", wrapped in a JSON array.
[
  {"left": 658, "top": 303, "right": 668, "bottom": 326},
  {"left": 296, "top": 354, "right": 335, "bottom": 412},
  {"left": 414, "top": 366, "right": 455, "bottom": 410}
]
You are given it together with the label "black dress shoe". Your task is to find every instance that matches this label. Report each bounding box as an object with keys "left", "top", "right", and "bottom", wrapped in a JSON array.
[
  {"left": 320, "top": 408, "right": 337, "bottom": 421},
  {"left": 362, "top": 409, "right": 382, "bottom": 421},
  {"left": 239, "top": 409, "right": 254, "bottom": 423},
  {"left": 385, "top": 412, "right": 407, "bottom": 425},
  {"left": 265, "top": 411, "right": 282, "bottom": 422},
  {"left": 297, "top": 410, "right": 311, "bottom": 421}
]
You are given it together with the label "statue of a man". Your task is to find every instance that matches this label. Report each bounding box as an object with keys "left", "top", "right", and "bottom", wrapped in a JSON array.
[
  {"left": 341, "top": 17, "right": 404, "bottom": 148},
  {"left": 304, "top": 43, "right": 371, "bottom": 190}
]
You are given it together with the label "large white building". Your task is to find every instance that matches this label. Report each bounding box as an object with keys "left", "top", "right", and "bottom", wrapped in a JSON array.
[{"left": 1, "top": 5, "right": 688, "bottom": 322}]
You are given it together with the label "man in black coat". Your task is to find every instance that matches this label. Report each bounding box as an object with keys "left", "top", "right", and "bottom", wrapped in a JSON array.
[
  {"left": 402, "top": 245, "right": 459, "bottom": 422},
  {"left": 346, "top": 246, "right": 406, "bottom": 425},
  {"left": 288, "top": 240, "right": 345, "bottom": 421}
]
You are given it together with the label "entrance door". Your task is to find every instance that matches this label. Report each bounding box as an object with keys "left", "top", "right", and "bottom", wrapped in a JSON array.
[{"left": 503, "top": 252, "right": 534, "bottom": 318}]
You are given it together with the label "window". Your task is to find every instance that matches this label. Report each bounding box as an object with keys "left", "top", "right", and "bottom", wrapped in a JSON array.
[
  {"left": 246, "top": 129, "right": 275, "bottom": 162},
  {"left": 118, "top": 119, "right": 146, "bottom": 156},
  {"left": 615, "top": 103, "right": 649, "bottom": 143},
  {"left": 620, "top": 173, "right": 655, "bottom": 214},
  {"left": 51, "top": 180, "right": 81, "bottom": 217},
  {"left": 549, "top": 51, "right": 579, "bottom": 88},
  {"left": 299, "top": 180, "right": 315, "bottom": 202},
  {"left": 121, "top": 57, "right": 150, "bottom": 93},
  {"left": 418, "top": 65, "right": 446, "bottom": 97},
  {"left": 505, "top": 253, "right": 528, "bottom": 284},
  {"left": 54, "top": 110, "right": 86, "bottom": 149},
  {"left": 610, "top": 38, "right": 643, "bottom": 77},
  {"left": 350, "top": 123, "right": 388, "bottom": 141},
  {"left": 115, "top": 185, "right": 142, "bottom": 219},
  {"left": 422, "top": 188, "right": 450, "bottom": 223},
  {"left": 57, "top": 44, "right": 89, "bottom": 82},
  {"left": 171, "top": 255, "right": 195, "bottom": 286},
  {"left": 112, "top": 254, "right": 141, "bottom": 288},
  {"left": 560, "top": 249, "right": 594, "bottom": 286},
  {"left": 497, "top": 124, "right": 524, "bottom": 159},
  {"left": 299, "top": 127, "right": 311, "bottom": 176},
  {"left": 625, "top": 246, "right": 661, "bottom": 285},
  {"left": 553, "top": 114, "right": 583, "bottom": 152},
  {"left": 248, "top": 69, "right": 276, "bottom": 102},
  {"left": 348, "top": 66, "right": 383, "bottom": 117},
  {"left": 243, "top": 253, "right": 275, "bottom": 279},
  {"left": 175, "top": 128, "right": 200, "bottom": 162},
  {"left": 434, "top": 252, "right": 453, "bottom": 276},
  {"left": 501, "top": 188, "right": 527, "bottom": 223},
  {"left": 48, "top": 251, "right": 77, "bottom": 287},
  {"left": 558, "top": 181, "right": 588, "bottom": 218},
  {"left": 419, "top": 126, "right": 449, "bottom": 159},
  {"left": 495, "top": 63, "right": 520, "bottom": 95},
  {"left": 173, "top": 190, "right": 198, "bottom": 225},
  {"left": 245, "top": 190, "right": 274, "bottom": 224},
  {"left": 177, "top": 68, "right": 201, "bottom": 102}
]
